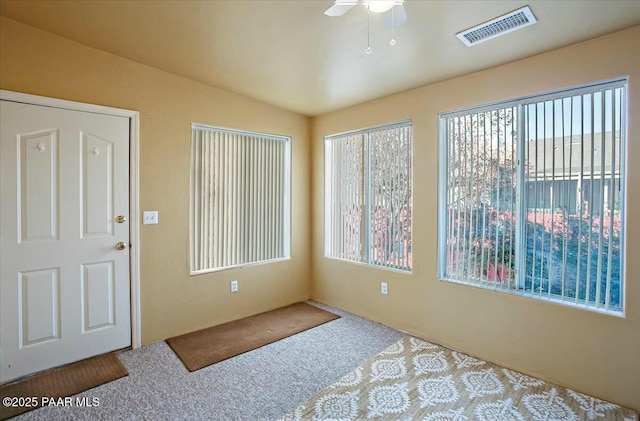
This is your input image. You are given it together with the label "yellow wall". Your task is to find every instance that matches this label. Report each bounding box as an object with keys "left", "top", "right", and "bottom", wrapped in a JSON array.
[
  {"left": 0, "top": 17, "right": 312, "bottom": 345},
  {"left": 311, "top": 25, "right": 640, "bottom": 411}
]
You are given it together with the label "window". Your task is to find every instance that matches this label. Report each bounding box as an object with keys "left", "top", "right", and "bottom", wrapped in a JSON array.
[
  {"left": 325, "top": 121, "right": 412, "bottom": 272},
  {"left": 439, "top": 79, "right": 627, "bottom": 314},
  {"left": 190, "top": 125, "right": 290, "bottom": 274}
]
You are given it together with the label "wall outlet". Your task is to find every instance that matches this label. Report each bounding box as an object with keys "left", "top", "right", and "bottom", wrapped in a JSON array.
[
  {"left": 381, "top": 282, "right": 388, "bottom": 295},
  {"left": 231, "top": 280, "right": 238, "bottom": 293}
]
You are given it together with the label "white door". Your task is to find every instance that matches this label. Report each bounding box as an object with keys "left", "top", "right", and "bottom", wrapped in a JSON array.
[{"left": 0, "top": 100, "right": 131, "bottom": 383}]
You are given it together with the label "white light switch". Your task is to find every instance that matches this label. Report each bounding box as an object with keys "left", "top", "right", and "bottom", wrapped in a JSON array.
[{"left": 143, "top": 211, "right": 159, "bottom": 224}]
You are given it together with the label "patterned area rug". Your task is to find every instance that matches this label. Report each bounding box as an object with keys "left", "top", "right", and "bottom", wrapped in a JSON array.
[{"left": 280, "top": 336, "right": 638, "bottom": 421}]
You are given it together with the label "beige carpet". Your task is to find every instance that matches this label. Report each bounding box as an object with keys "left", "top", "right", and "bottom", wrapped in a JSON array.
[
  {"left": 280, "top": 336, "right": 638, "bottom": 421},
  {"left": 166, "top": 302, "right": 341, "bottom": 371},
  {"left": 0, "top": 353, "right": 128, "bottom": 420}
]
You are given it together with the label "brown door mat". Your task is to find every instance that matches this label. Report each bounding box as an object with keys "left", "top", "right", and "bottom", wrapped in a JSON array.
[
  {"left": 166, "top": 302, "right": 341, "bottom": 372},
  {"left": 0, "top": 352, "right": 128, "bottom": 420}
]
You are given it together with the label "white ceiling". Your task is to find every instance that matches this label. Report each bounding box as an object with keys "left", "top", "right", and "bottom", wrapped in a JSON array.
[{"left": 1, "top": 1, "right": 639, "bottom": 116}]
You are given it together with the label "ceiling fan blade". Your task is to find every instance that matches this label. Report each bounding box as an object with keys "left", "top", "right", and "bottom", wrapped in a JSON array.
[
  {"left": 384, "top": 4, "right": 407, "bottom": 27},
  {"left": 324, "top": 1, "right": 357, "bottom": 16}
]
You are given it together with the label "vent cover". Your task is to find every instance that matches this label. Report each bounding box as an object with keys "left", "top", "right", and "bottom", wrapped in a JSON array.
[{"left": 456, "top": 6, "right": 537, "bottom": 47}]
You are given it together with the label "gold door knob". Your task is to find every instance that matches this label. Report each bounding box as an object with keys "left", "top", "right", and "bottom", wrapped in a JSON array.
[
  {"left": 116, "top": 215, "right": 127, "bottom": 223},
  {"left": 116, "top": 242, "right": 127, "bottom": 250}
]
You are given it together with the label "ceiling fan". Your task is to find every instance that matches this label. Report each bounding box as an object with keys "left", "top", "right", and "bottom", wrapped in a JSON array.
[{"left": 324, "top": 0, "right": 407, "bottom": 27}]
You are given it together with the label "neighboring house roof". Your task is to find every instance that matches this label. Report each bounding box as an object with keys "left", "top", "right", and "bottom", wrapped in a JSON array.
[{"left": 527, "top": 131, "right": 620, "bottom": 178}]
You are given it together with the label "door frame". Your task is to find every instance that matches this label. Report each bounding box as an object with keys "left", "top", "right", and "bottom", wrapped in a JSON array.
[{"left": 0, "top": 89, "right": 142, "bottom": 349}]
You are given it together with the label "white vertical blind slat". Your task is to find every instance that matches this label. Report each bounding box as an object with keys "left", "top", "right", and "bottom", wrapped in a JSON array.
[
  {"left": 231, "top": 133, "right": 238, "bottom": 266},
  {"left": 239, "top": 135, "right": 246, "bottom": 264},
  {"left": 595, "top": 92, "right": 606, "bottom": 307},
  {"left": 249, "top": 136, "right": 256, "bottom": 263},
  {"left": 203, "top": 132, "right": 211, "bottom": 269},
  {"left": 585, "top": 93, "right": 595, "bottom": 306}
]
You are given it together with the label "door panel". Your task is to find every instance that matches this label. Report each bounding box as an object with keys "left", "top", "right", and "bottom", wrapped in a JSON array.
[
  {"left": 81, "top": 132, "right": 114, "bottom": 237},
  {"left": 19, "top": 268, "right": 60, "bottom": 346},
  {"left": 81, "top": 261, "right": 115, "bottom": 332},
  {"left": 0, "top": 100, "right": 131, "bottom": 382},
  {"left": 19, "top": 129, "right": 59, "bottom": 242}
]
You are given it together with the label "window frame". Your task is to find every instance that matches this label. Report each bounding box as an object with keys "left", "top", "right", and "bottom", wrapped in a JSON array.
[
  {"left": 324, "top": 120, "right": 413, "bottom": 273},
  {"left": 189, "top": 123, "right": 291, "bottom": 275},
  {"left": 437, "top": 78, "right": 628, "bottom": 315}
]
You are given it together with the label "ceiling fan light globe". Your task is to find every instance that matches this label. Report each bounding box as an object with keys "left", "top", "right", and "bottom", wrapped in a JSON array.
[{"left": 366, "top": 1, "right": 395, "bottom": 14}]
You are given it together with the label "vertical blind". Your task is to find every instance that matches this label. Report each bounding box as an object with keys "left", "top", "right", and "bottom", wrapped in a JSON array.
[
  {"left": 522, "top": 86, "right": 625, "bottom": 311},
  {"left": 325, "top": 121, "right": 412, "bottom": 271},
  {"left": 442, "top": 106, "right": 519, "bottom": 290},
  {"left": 191, "top": 125, "right": 290, "bottom": 274},
  {"left": 439, "top": 80, "right": 626, "bottom": 313},
  {"left": 326, "top": 132, "right": 365, "bottom": 263}
]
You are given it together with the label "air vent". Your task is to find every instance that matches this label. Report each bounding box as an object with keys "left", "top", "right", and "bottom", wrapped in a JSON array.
[{"left": 456, "top": 6, "right": 537, "bottom": 47}]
